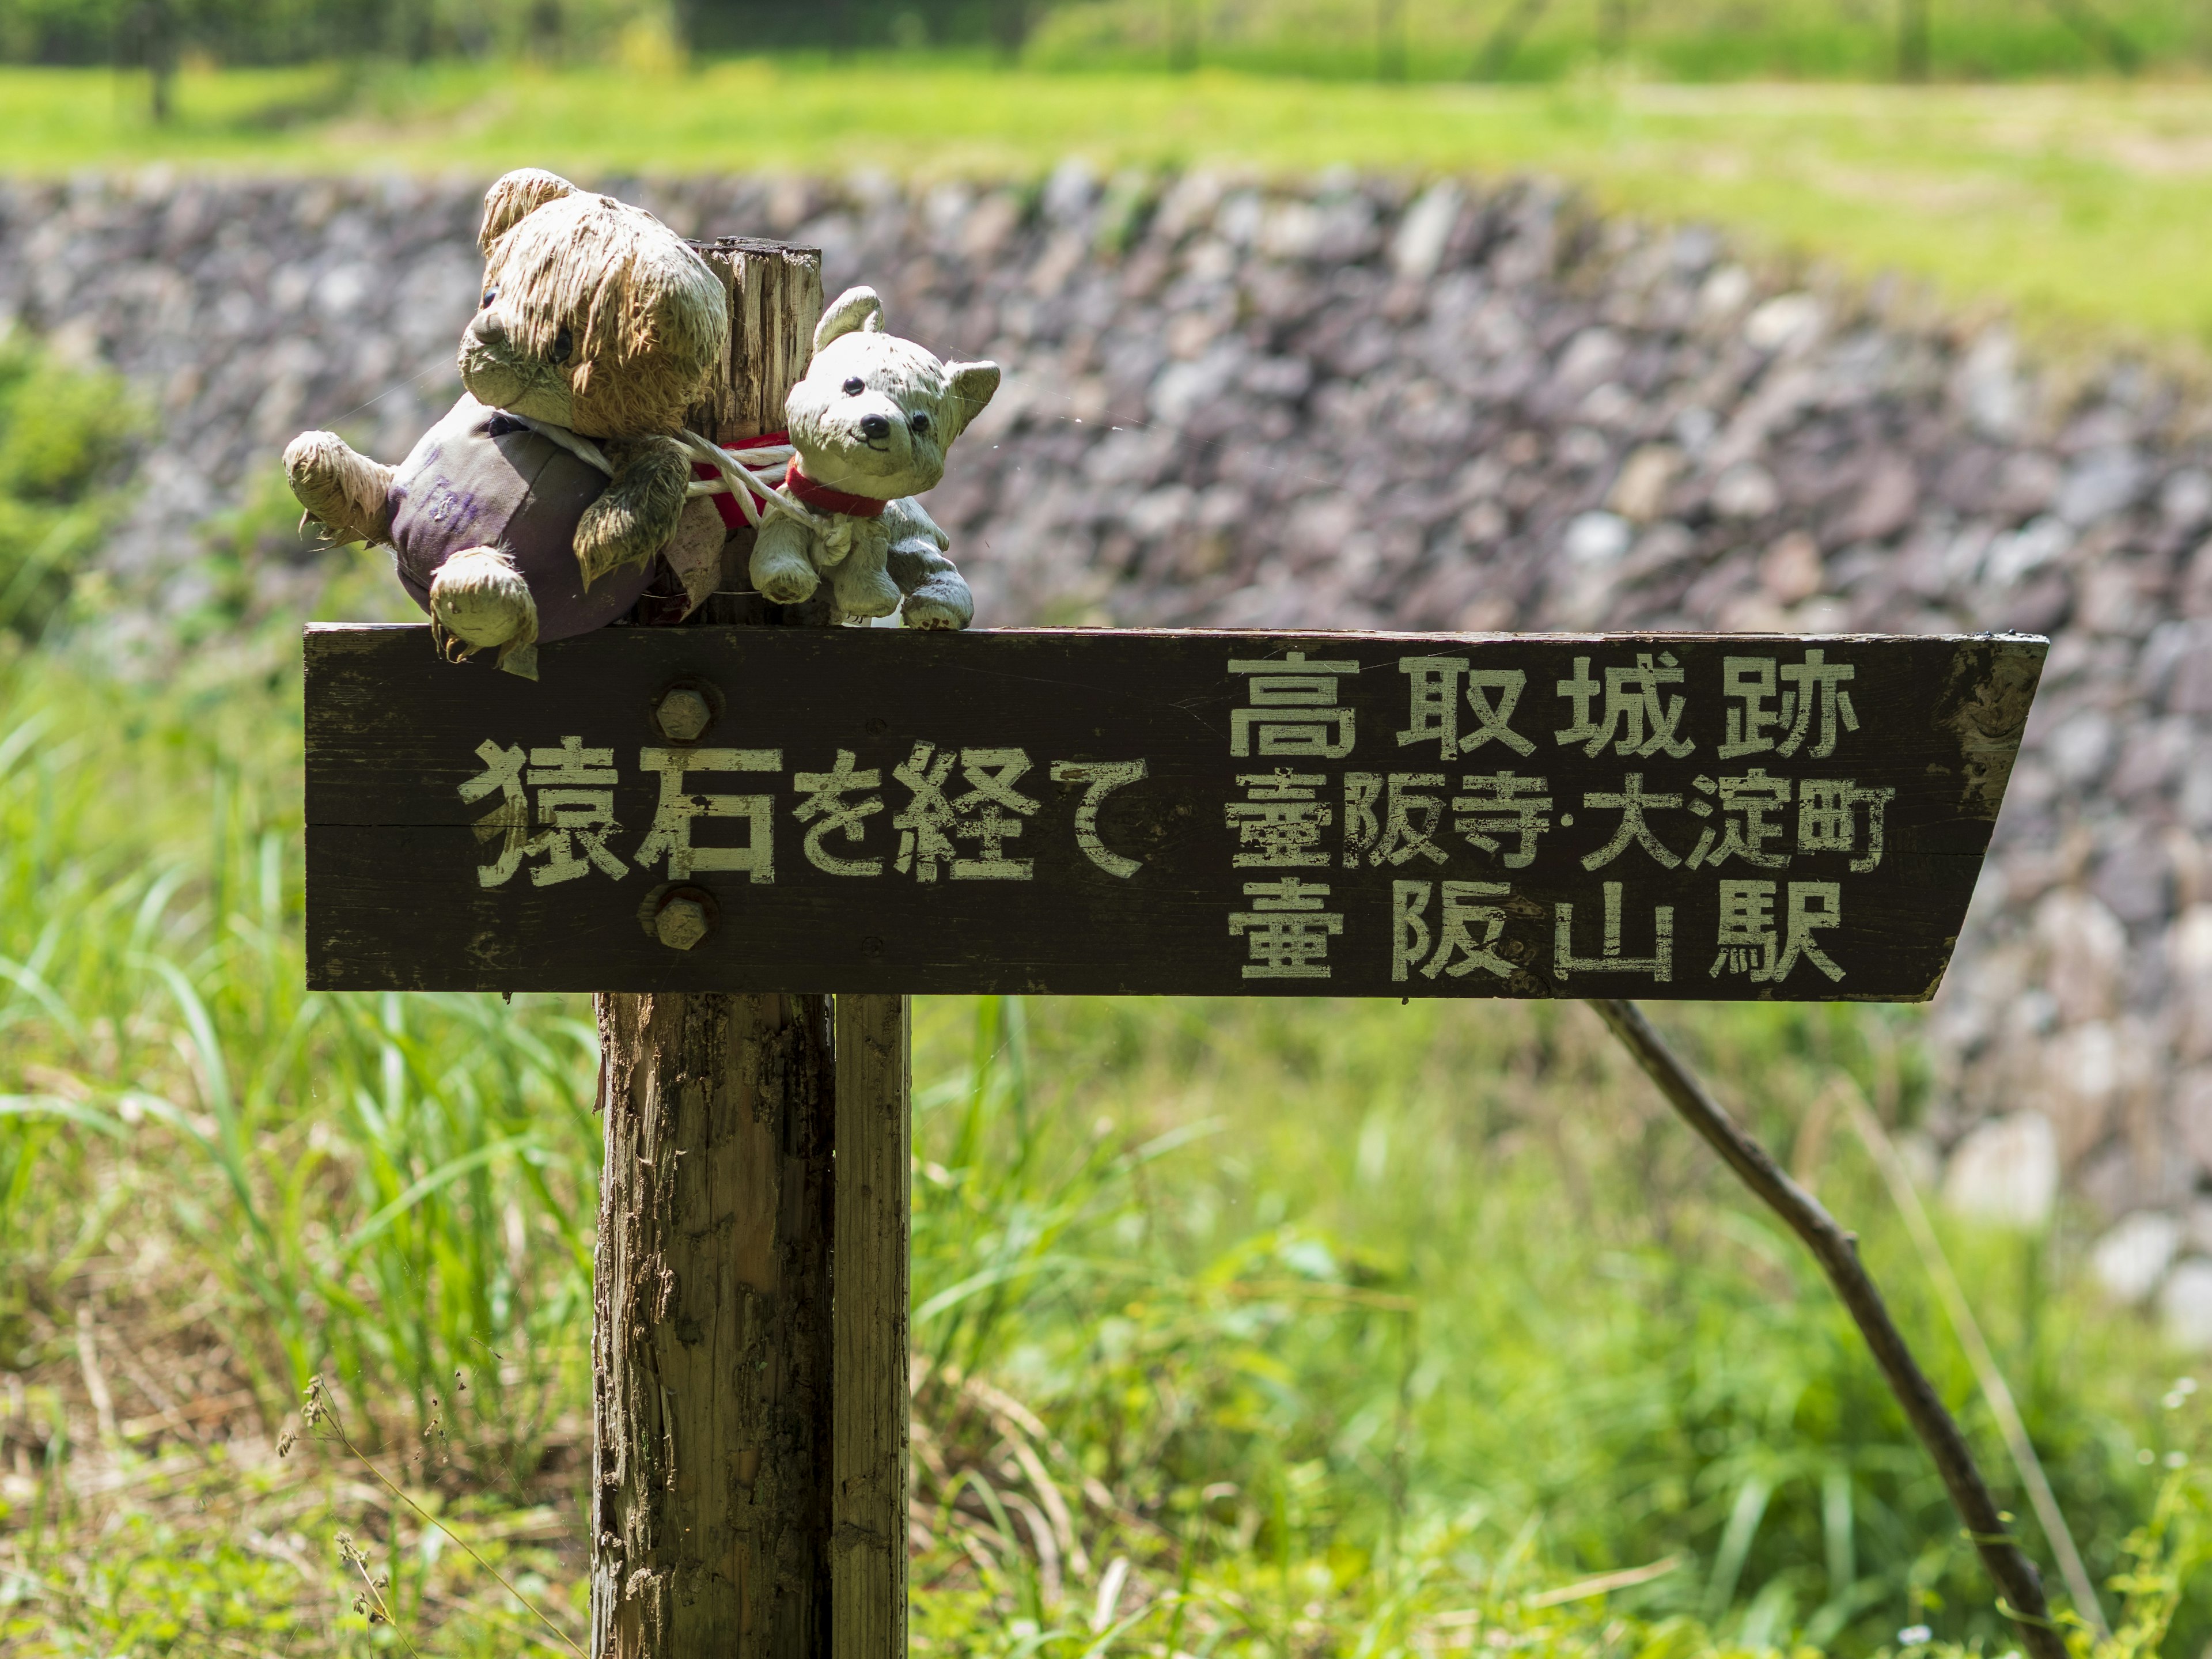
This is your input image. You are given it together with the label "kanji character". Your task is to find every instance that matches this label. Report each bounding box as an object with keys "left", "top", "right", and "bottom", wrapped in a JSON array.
[
  {"left": 1452, "top": 771, "right": 1552, "bottom": 869},
  {"left": 1229, "top": 876, "right": 1343, "bottom": 979},
  {"left": 1554, "top": 653, "right": 1694, "bottom": 760},
  {"left": 634, "top": 747, "right": 780, "bottom": 882},
  {"left": 1551, "top": 881, "right": 1674, "bottom": 982},
  {"left": 1685, "top": 770, "right": 1792, "bottom": 870},
  {"left": 892, "top": 743, "right": 1040, "bottom": 880},
  {"left": 1391, "top": 879, "right": 1515, "bottom": 982},
  {"left": 1225, "top": 771, "right": 1332, "bottom": 869},
  {"left": 1396, "top": 658, "right": 1534, "bottom": 762},
  {"left": 1342, "top": 772, "right": 1448, "bottom": 869},
  {"left": 1797, "top": 778, "right": 1896, "bottom": 872},
  {"left": 1580, "top": 773, "right": 1684, "bottom": 871},
  {"left": 1229, "top": 652, "right": 1359, "bottom": 759},
  {"left": 1710, "top": 878, "right": 1844, "bottom": 982}
]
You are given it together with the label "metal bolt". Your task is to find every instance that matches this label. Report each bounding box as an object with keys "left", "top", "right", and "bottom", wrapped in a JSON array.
[
  {"left": 655, "top": 896, "right": 710, "bottom": 951},
  {"left": 656, "top": 687, "right": 712, "bottom": 743}
]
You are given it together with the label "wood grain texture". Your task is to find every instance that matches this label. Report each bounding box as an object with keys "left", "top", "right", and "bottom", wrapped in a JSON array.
[
  {"left": 306, "top": 626, "right": 2046, "bottom": 1003},
  {"left": 590, "top": 991, "right": 835, "bottom": 1659},
  {"left": 689, "top": 237, "right": 824, "bottom": 444},
  {"left": 832, "top": 994, "right": 910, "bottom": 1659},
  {"left": 592, "top": 238, "right": 840, "bottom": 1659}
]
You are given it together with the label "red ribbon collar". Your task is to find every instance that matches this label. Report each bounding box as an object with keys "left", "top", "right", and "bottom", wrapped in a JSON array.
[
  {"left": 780, "top": 460, "right": 887, "bottom": 520},
  {"left": 695, "top": 434, "right": 888, "bottom": 529}
]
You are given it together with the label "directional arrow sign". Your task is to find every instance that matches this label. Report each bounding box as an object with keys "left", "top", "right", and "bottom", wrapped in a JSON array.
[{"left": 304, "top": 625, "right": 2043, "bottom": 1000}]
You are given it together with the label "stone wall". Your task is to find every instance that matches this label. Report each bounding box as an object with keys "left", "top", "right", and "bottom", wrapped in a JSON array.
[{"left": 5, "top": 166, "right": 2209, "bottom": 1323}]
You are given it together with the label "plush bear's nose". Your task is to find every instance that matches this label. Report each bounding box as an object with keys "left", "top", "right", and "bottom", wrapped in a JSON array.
[{"left": 858, "top": 413, "right": 891, "bottom": 440}]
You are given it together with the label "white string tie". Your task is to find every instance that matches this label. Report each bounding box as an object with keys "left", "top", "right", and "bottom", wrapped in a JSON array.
[{"left": 505, "top": 412, "right": 831, "bottom": 536}]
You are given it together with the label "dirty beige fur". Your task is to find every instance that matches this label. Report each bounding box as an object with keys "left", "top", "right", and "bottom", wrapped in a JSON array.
[{"left": 283, "top": 168, "right": 729, "bottom": 645}]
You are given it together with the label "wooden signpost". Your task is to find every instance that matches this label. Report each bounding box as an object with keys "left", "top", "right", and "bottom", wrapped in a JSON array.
[
  {"left": 296, "top": 229, "right": 2066, "bottom": 1659},
  {"left": 305, "top": 627, "right": 2040, "bottom": 1001}
]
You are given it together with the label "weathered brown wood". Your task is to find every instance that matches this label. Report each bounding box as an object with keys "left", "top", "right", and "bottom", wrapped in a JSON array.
[
  {"left": 691, "top": 238, "right": 826, "bottom": 444},
  {"left": 591, "top": 991, "right": 835, "bottom": 1657},
  {"left": 832, "top": 994, "right": 910, "bottom": 1659},
  {"left": 592, "top": 240, "right": 837, "bottom": 1659},
  {"left": 305, "top": 627, "right": 2046, "bottom": 1002}
]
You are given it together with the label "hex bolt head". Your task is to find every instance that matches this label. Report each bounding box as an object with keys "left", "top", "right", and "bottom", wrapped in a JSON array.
[
  {"left": 655, "top": 896, "right": 710, "bottom": 951},
  {"left": 656, "top": 687, "right": 712, "bottom": 743}
]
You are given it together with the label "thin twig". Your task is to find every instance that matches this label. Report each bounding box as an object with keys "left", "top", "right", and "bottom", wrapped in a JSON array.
[
  {"left": 298, "top": 1378, "right": 587, "bottom": 1659},
  {"left": 335, "top": 1529, "right": 421, "bottom": 1658},
  {"left": 1584, "top": 999, "right": 2071, "bottom": 1659},
  {"left": 1841, "top": 1083, "right": 2109, "bottom": 1637}
]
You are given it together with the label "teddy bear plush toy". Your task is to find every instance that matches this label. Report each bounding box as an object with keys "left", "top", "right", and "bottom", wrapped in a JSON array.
[
  {"left": 741, "top": 285, "right": 998, "bottom": 628},
  {"left": 282, "top": 169, "right": 729, "bottom": 678}
]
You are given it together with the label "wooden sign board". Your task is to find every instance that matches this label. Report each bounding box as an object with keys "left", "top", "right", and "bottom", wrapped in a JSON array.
[{"left": 304, "top": 625, "right": 2043, "bottom": 1001}]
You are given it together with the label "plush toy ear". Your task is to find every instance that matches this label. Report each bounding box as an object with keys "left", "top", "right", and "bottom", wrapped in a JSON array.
[
  {"left": 478, "top": 169, "right": 579, "bottom": 253},
  {"left": 815, "top": 287, "right": 886, "bottom": 355},
  {"left": 943, "top": 361, "right": 1002, "bottom": 440}
]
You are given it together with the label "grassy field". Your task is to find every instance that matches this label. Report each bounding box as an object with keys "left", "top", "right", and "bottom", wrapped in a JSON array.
[
  {"left": 2, "top": 55, "right": 2211, "bottom": 1655},
  {"left": 10, "top": 64, "right": 2212, "bottom": 349},
  {"left": 0, "top": 357, "right": 2200, "bottom": 1656},
  {"left": 0, "top": 609, "right": 2201, "bottom": 1656},
  {"left": 0, "top": 578, "right": 2205, "bottom": 1656}
]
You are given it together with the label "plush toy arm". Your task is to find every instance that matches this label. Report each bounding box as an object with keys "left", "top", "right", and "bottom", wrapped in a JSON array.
[
  {"left": 283, "top": 430, "right": 395, "bottom": 548},
  {"left": 877, "top": 497, "right": 969, "bottom": 628},
  {"left": 574, "top": 435, "right": 692, "bottom": 591}
]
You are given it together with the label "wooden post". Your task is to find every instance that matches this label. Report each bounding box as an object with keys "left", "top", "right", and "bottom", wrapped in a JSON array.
[
  {"left": 834, "top": 994, "right": 911, "bottom": 1659},
  {"left": 592, "top": 239, "right": 873, "bottom": 1659},
  {"left": 592, "top": 991, "right": 835, "bottom": 1657}
]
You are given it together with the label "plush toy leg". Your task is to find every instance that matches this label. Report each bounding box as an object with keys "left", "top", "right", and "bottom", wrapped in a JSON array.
[
  {"left": 283, "top": 430, "right": 395, "bottom": 547},
  {"left": 429, "top": 547, "right": 540, "bottom": 680},
  {"left": 574, "top": 435, "right": 692, "bottom": 591},
  {"left": 828, "top": 535, "right": 903, "bottom": 619},
  {"left": 751, "top": 517, "right": 821, "bottom": 605},
  {"left": 887, "top": 538, "right": 974, "bottom": 631}
]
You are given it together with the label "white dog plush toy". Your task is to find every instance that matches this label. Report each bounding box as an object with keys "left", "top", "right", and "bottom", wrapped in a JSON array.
[{"left": 746, "top": 286, "right": 998, "bottom": 627}]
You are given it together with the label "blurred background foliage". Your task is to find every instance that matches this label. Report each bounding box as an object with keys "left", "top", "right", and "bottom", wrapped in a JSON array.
[
  {"left": 0, "top": 0, "right": 2197, "bottom": 86},
  {"left": 0, "top": 346, "right": 134, "bottom": 645},
  {"left": 0, "top": 351, "right": 2200, "bottom": 1655}
]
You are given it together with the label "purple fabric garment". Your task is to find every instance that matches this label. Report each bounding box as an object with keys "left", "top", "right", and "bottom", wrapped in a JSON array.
[{"left": 386, "top": 393, "right": 655, "bottom": 640}]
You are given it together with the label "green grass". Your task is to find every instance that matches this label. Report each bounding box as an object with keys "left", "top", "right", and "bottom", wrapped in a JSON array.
[
  {"left": 9, "top": 63, "right": 2212, "bottom": 351},
  {"left": 0, "top": 622, "right": 2199, "bottom": 1656},
  {"left": 0, "top": 424, "right": 2203, "bottom": 1654}
]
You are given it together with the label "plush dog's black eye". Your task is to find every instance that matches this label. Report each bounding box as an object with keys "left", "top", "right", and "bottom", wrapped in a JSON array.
[
  {"left": 908, "top": 411, "right": 931, "bottom": 434},
  {"left": 480, "top": 287, "right": 497, "bottom": 308},
  {"left": 550, "top": 325, "right": 574, "bottom": 364},
  {"left": 842, "top": 377, "right": 866, "bottom": 396}
]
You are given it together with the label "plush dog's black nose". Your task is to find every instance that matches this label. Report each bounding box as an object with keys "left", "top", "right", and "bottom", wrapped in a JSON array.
[{"left": 859, "top": 414, "right": 891, "bottom": 440}]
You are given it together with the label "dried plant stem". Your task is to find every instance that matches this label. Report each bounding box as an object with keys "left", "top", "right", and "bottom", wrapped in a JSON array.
[
  {"left": 1585, "top": 999, "right": 2070, "bottom": 1659},
  {"left": 304, "top": 1380, "right": 586, "bottom": 1659},
  {"left": 1841, "top": 1084, "right": 2109, "bottom": 1637},
  {"left": 338, "top": 1539, "right": 421, "bottom": 1659}
]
